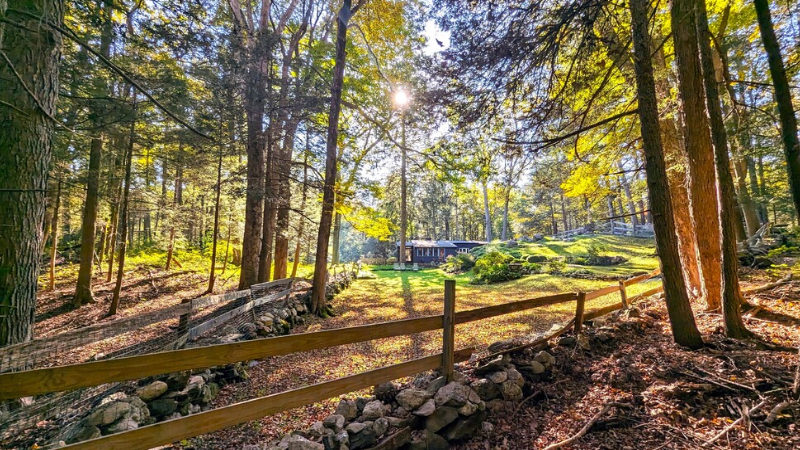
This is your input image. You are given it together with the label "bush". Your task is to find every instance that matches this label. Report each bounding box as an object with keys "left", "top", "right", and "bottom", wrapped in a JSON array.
[
  {"left": 471, "top": 251, "right": 522, "bottom": 284},
  {"left": 546, "top": 260, "right": 567, "bottom": 274},
  {"left": 522, "top": 262, "right": 543, "bottom": 274},
  {"left": 526, "top": 255, "right": 548, "bottom": 263},
  {"left": 442, "top": 253, "right": 476, "bottom": 274},
  {"left": 767, "top": 245, "right": 798, "bottom": 258}
]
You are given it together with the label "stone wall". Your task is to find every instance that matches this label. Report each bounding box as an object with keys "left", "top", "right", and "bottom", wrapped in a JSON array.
[{"left": 255, "top": 348, "right": 559, "bottom": 450}]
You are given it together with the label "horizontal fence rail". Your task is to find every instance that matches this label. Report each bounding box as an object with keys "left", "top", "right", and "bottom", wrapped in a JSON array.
[
  {"left": 63, "top": 349, "right": 475, "bottom": 450},
  {"left": 0, "top": 266, "right": 664, "bottom": 450}
]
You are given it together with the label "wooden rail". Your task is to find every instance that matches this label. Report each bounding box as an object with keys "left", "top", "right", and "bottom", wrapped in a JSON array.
[
  {"left": 0, "top": 315, "right": 444, "bottom": 400},
  {"left": 1, "top": 266, "right": 665, "bottom": 450},
  {"left": 64, "top": 349, "right": 474, "bottom": 450}
]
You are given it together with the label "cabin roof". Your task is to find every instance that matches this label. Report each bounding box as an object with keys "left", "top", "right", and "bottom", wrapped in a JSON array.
[{"left": 396, "top": 240, "right": 486, "bottom": 248}]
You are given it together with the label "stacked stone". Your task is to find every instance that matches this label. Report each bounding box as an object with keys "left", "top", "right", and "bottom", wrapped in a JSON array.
[
  {"left": 261, "top": 348, "right": 557, "bottom": 450},
  {"left": 59, "top": 363, "right": 248, "bottom": 445}
]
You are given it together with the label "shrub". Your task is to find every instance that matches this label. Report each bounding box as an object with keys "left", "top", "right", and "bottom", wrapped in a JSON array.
[
  {"left": 526, "top": 255, "right": 548, "bottom": 263},
  {"left": 471, "top": 251, "right": 522, "bottom": 284},
  {"left": 767, "top": 245, "right": 798, "bottom": 258},
  {"left": 442, "top": 253, "right": 476, "bottom": 274},
  {"left": 522, "top": 262, "right": 543, "bottom": 274},
  {"left": 546, "top": 260, "right": 567, "bottom": 274}
]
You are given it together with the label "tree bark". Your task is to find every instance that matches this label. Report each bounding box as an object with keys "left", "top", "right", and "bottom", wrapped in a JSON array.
[
  {"left": 671, "top": 0, "right": 722, "bottom": 310},
  {"left": 207, "top": 145, "right": 223, "bottom": 294},
  {"left": 696, "top": 0, "right": 752, "bottom": 338},
  {"left": 482, "top": 181, "right": 492, "bottom": 241},
  {"left": 291, "top": 151, "right": 309, "bottom": 278},
  {"left": 49, "top": 180, "right": 62, "bottom": 291},
  {"left": 753, "top": 0, "right": 800, "bottom": 221},
  {"left": 311, "top": 0, "right": 358, "bottom": 314},
  {"left": 110, "top": 99, "right": 136, "bottom": 316},
  {"left": 74, "top": 137, "right": 102, "bottom": 306},
  {"left": 630, "top": 0, "right": 703, "bottom": 349},
  {"left": 0, "top": 0, "right": 62, "bottom": 346}
]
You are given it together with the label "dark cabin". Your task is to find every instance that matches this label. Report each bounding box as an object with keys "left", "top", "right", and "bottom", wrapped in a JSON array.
[{"left": 396, "top": 240, "right": 487, "bottom": 265}]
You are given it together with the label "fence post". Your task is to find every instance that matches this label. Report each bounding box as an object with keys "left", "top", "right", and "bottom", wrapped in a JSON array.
[
  {"left": 574, "top": 291, "right": 586, "bottom": 335},
  {"left": 618, "top": 280, "right": 628, "bottom": 309},
  {"left": 442, "top": 279, "right": 456, "bottom": 382}
]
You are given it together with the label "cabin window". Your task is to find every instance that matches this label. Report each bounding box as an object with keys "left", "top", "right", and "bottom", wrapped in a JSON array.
[
  {"left": 457, "top": 248, "right": 469, "bottom": 254},
  {"left": 416, "top": 248, "right": 423, "bottom": 256}
]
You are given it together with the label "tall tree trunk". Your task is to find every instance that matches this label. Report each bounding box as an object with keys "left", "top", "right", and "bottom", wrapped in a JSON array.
[
  {"left": 399, "top": 116, "right": 408, "bottom": 265},
  {"left": 110, "top": 100, "right": 136, "bottom": 316},
  {"left": 0, "top": 0, "right": 62, "bottom": 345},
  {"left": 560, "top": 193, "right": 568, "bottom": 233},
  {"left": 258, "top": 138, "right": 276, "bottom": 282},
  {"left": 74, "top": 137, "right": 102, "bottom": 306},
  {"left": 222, "top": 215, "right": 231, "bottom": 275},
  {"left": 549, "top": 196, "right": 558, "bottom": 235},
  {"left": 696, "top": 0, "right": 752, "bottom": 338},
  {"left": 753, "top": 0, "right": 800, "bottom": 221},
  {"left": 291, "top": 151, "right": 309, "bottom": 279},
  {"left": 49, "top": 180, "right": 62, "bottom": 291},
  {"left": 630, "top": 0, "right": 703, "bottom": 349},
  {"left": 482, "top": 181, "right": 492, "bottom": 241},
  {"left": 75, "top": 0, "right": 112, "bottom": 305},
  {"left": 311, "top": 0, "right": 359, "bottom": 314},
  {"left": 207, "top": 146, "right": 223, "bottom": 294},
  {"left": 331, "top": 211, "right": 342, "bottom": 264},
  {"left": 166, "top": 152, "right": 182, "bottom": 270},
  {"left": 501, "top": 190, "right": 510, "bottom": 240},
  {"left": 671, "top": 0, "right": 722, "bottom": 310},
  {"left": 274, "top": 117, "right": 300, "bottom": 278},
  {"left": 238, "top": 34, "right": 271, "bottom": 289}
]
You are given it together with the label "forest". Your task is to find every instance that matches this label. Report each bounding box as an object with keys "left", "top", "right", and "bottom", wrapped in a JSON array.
[{"left": 1, "top": 0, "right": 800, "bottom": 449}]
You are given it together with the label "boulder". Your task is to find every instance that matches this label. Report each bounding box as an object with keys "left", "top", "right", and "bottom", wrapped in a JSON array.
[
  {"left": 346, "top": 422, "right": 368, "bottom": 434},
  {"left": 335, "top": 399, "right": 358, "bottom": 421},
  {"left": 481, "top": 421, "right": 495, "bottom": 434},
  {"left": 361, "top": 400, "right": 385, "bottom": 420},
  {"left": 137, "top": 381, "right": 168, "bottom": 402},
  {"left": 323, "top": 414, "right": 346, "bottom": 432},
  {"left": 308, "top": 421, "right": 326, "bottom": 438},
  {"left": 63, "top": 422, "right": 101, "bottom": 444},
  {"left": 424, "top": 406, "right": 459, "bottom": 432},
  {"left": 349, "top": 428, "right": 378, "bottom": 450},
  {"left": 507, "top": 368, "right": 525, "bottom": 387},
  {"left": 286, "top": 434, "right": 324, "bottom": 450},
  {"left": 148, "top": 398, "right": 178, "bottom": 418},
  {"left": 442, "top": 410, "right": 487, "bottom": 441},
  {"left": 486, "top": 371, "right": 507, "bottom": 384},
  {"left": 531, "top": 361, "right": 546, "bottom": 375},
  {"left": 424, "top": 376, "right": 447, "bottom": 394},
  {"left": 412, "top": 399, "right": 436, "bottom": 417},
  {"left": 371, "top": 417, "right": 389, "bottom": 437},
  {"left": 533, "top": 351, "right": 555, "bottom": 367},
  {"left": 395, "top": 388, "right": 431, "bottom": 411},
  {"left": 474, "top": 355, "right": 510, "bottom": 376},
  {"left": 433, "top": 382, "right": 469, "bottom": 407},
  {"left": 374, "top": 381, "right": 400, "bottom": 401},
  {"left": 470, "top": 379, "right": 500, "bottom": 401},
  {"left": 499, "top": 381, "right": 523, "bottom": 401},
  {"left": 406, "top": 430, "right": 449, "bottom": 450},
  {"left": 457, "top": 401, "right": 478, "bottom": 416},
  {"left": 87, "top": 401, "right": 131, "bottom": 426},
  {"left": 558, "top": 336, "right": 576, "bottom": 347}
]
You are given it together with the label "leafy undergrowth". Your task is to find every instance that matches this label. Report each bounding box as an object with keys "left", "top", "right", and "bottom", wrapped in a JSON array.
[
  {"left": 190, "top": 268, "right": 660, "bottom": 448},
  {"left": 456, "top": 286, "right": 800, "bottom": 450}
]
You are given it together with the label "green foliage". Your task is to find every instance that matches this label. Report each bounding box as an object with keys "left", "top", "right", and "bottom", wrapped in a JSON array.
[
  {"left": 526, "top": 254, "right": 548, "bottom": 263},
  {"left": 471, "top": 251, "right": 522, "bottom": 284},
  {"left": 546, "top": 260, "right": 567, "bottom": 274},
  {"left": 522, "top": 262, "right": 543, "bottom": 274},
  {"left": 442, "top": 253, "right": 476, "bottom": 274},
  {"left": 766, "top": 245, "right": 798, "bottom": 258}
]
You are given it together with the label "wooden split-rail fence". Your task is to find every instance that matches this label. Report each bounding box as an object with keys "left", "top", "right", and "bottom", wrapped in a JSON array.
[{"left": 0, "top": 267, "right": 662, "bottom": 450}]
